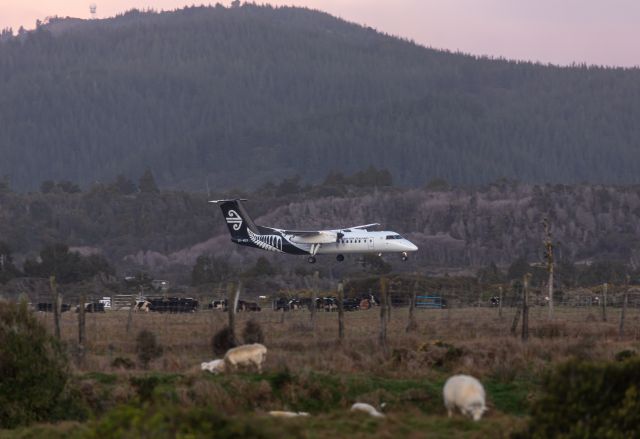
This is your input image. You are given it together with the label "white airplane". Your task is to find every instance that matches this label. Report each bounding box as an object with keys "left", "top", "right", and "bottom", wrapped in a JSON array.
[{"left": 210, "top": 199, "right": 418, "bottom": 263}]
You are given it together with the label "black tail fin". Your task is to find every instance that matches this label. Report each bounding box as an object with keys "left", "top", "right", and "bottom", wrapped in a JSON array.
[{"left": 210, "top": 199, "right": 258, "bottom": 241}]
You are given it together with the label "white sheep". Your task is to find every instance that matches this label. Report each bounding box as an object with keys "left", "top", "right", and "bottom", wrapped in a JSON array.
[
  {"left": 443, "top": 374, "right": 487, "bottom": 421},
  {"left": 350, "top": 402, "right": 385, "bottom": 418},
  {"left": 268, "top": 411, "right": 310, "bottom": 418},
  {"left": 224, "top": 343, "right": 267, "bottom": 373},
  {"left": 201, "top": 359, "right": 225, "bottom": 374}
]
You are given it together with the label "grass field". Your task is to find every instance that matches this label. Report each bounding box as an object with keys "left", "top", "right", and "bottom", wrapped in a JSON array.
[{"left": 4, "top": 304, "right": 640, "bottom": 438}]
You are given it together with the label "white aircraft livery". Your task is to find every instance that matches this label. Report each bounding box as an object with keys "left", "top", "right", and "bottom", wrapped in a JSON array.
[{"left": 211, "top": 199, "right": 418, "bottom": 263}]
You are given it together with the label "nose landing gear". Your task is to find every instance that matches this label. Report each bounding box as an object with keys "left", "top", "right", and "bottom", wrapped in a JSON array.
[
  {"left": 401, "top": 252, "right": 409, "bottom": 261},
  {"left": 308, "top": 256, "right": 316, "bottom": 264}
]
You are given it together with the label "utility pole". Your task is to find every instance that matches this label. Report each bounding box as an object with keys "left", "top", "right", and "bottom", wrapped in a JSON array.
[{"left": 543, "top": 218, "right": 554, "bottom": 319}]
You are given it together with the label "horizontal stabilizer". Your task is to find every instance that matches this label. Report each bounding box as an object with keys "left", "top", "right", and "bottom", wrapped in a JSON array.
[{"left": 209, "top": 198, "right": 248, "bottom": 204}]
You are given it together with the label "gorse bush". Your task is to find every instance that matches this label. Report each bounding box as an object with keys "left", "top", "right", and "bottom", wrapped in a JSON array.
[
  {"left": 0, "top": 301, "right": 78, "bottom": 428},
  {"left": 515, "top": 358, "right": 640, "bottom": 438},
  {"left": 212, "top": 326, "right": 237, "bottom": 357},
  {"left": 135, "top": 330, "right": 163, "bottom": 369},
  {"left": 242, "top": 319, "right": 264, "bottom": 345}
]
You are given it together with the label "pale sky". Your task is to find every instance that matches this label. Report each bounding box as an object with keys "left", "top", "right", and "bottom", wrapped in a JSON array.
[{"left": 1, "top": 0, "right": 639, "bottom": 67}]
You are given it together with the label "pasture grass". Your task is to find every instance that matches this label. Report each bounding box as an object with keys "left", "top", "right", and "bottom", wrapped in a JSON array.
[{"left": 2, "top": 305, "right": 639, "bottom": 437}]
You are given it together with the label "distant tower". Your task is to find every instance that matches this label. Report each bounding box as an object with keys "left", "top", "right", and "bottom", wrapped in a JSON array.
[{"left": 89, "top": 3, "right": 97, "bottom": 18}]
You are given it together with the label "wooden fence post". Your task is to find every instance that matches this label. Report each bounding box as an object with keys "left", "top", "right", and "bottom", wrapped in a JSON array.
[
  {"left": 619, "top": 276, "right": 629, "bottom": 340},
  {"left": 78, "top": 292, "right": 86, "bottom": 345},
  {"left": 337, "top": 280, "right": 345, "bottom": 342},
  {"left": 601, "top": 283, "right": 608, "bottom": 322},
  {"left": 522, "top": 273, "right": 530, "bottom": 342},
  {"left": 310, "top": 271, "right": 318, "bottom": 329},
  {"left": 543, "top": 217, "right": 554, "bottom": 319},
  {"left": 50, "top": 276, "right": 61, "bottom": 339},
  {"left": 406, "top": 281, "right": 418, "bottom": 333},
  {"left": 510, "top": 284, "right": 521, "bottom": 335},
  {"left": 228, "top": 282, "right": 240, "bottom": 344},
  {"left": 379, "top": 277, "right": 388, "bottom": 355}
]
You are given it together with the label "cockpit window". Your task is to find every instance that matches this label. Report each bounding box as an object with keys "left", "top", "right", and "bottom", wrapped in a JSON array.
[{"left": 386, "top": 235, "right": 403, "bottom": 240}]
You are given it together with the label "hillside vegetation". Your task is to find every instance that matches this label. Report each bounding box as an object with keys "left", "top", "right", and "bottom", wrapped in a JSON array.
[
  {"left": 1, "top": 177, "right": 640, "bottom": 283},
  {"left": 1, "top": 4, "right": 639, "bottom": 190}
]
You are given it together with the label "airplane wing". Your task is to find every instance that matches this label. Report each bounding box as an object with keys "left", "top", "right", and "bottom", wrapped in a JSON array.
[
  {"left": 281, "top": 230, "right": 321, "bottom": 236},
  {"left": 347, "top": 223, "right": 380, "bottom": 230},
  {"left": 282, "top": 230, "right": 337, "bottom": 244},
  {"left": 282, "top": 224, "right": 380, "bottom": 234},
  {"left": 282, "top": 223, "right": 380, "bottom": 244}
]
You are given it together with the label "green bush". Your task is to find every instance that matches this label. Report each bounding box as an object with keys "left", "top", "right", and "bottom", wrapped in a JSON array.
[
  {"left": 515, "top": 358, "right": 640, "bottom": 438},
  {"left": 212, "top": 326, "right": 237, "bottom": 356},
  {"left": 86, "top": 403, "right": 279, "bottom": 439},
  {"left": 0, "top": 301, "right": 84, "bottom": 428},
  {"left": 135, "top": 330, "right": 163, "bottom": 369},
  {"left": 242, "top": 319, "right": 264, "bottom": 345}
]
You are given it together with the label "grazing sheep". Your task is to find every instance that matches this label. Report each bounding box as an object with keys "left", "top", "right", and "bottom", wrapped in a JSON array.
[
  {"left": 201, "top": 359, "right": 225, "bottom": 374},
  {"left": 443, "top": 375, "right": 487, "bottom": 421},
  {"left": 224, "top": 343, "right": 267, "bottom": 373},
  {"left": 268, "top": 411, "right": 310, "bottom": 418},
  {"left": 350, "top": 402, "right": 385, "bottom": 418}
]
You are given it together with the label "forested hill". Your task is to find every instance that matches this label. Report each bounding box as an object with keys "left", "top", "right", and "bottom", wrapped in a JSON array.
[
  {"left": 2, "top": 179, "right": 640, "bottom": 283},
  {"left": 1, "top": 4, "right": 640, "bottom": 190}
]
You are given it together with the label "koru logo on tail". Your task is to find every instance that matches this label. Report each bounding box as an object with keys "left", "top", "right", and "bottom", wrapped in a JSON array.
[{"left": 226, "top": 210, "right": 243, "bottom": 230}]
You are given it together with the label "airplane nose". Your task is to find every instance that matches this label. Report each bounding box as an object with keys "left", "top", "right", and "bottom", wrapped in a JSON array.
[{"left": 405, "top": 241, "right": 418, "bottom": 252}]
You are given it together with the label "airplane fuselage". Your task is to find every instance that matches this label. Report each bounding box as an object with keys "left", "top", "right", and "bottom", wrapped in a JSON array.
[{"left": 212, "top": 199, "right": 418, "bottom": 263}]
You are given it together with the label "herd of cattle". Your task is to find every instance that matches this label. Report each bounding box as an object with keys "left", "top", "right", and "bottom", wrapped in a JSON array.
[
  {"left": 33, "top": 294, "right": 380, "bottom": 314},
  {"left": 31, "top": 291, "right": 392, "bottom": 315}
]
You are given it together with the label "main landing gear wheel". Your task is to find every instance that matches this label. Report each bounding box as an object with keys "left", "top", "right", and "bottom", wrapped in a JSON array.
[
  {"left": 308, "top": 256, "right": 317, "bottom": 264},
  {"left": 401, "top": 252, "right": 409, "bottom": 262},
  {"left": 336, "top": 254, "right": 344, "bottom": 262}
]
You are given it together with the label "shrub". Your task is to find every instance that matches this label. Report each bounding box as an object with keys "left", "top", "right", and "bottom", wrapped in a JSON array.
[
  {"left": 242, "top": 319, "right": 264, "bottom": 344},
  {"left": 88, "top": 403, "right": 279, "bottom": 438},
  {"left": 515, "top": 358, "right": 640, "bottom": 438},
  {"left": 212, "top": 326, "right": 237, "bottom": 356},
  {"left": 0, "top": 301, "right": 76, "bottom": 428},
  {"left": 135, "top": 330, "right": 163, "bottom": 369},
  {"left": 111, "top": 356, "right": 135, "bottom": 370},
  {"left": 614, "top": 349, "right": 637, "bottom": 362}
]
